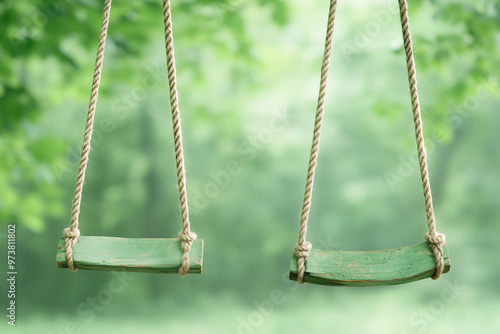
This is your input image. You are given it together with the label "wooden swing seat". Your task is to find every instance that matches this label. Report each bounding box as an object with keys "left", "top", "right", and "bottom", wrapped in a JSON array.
[
  {"left": 290, "top": 242, "right": 450, "bottom": 286},
  {"left": 57, "top": 236, "right": 203, "bottom": 273}
]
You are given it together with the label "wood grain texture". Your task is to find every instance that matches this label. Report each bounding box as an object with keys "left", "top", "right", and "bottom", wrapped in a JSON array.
[
  {"left": 57, "top": 236, "right": 203, "bottom": 273},
  {"left": 290, "top": 242, "right": 450, "bottom": 286}
]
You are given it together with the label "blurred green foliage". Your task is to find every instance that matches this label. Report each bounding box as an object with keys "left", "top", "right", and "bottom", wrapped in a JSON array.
[{"left": 0, "top": 0, "right": 499, "bottom": 333}]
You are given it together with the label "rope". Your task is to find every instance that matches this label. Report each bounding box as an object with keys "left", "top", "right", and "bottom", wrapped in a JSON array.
[
  {"left": 162, "top": 0, "right": 197, "bottom": 277},
  {"left": 64, "top": 0, "right": 112, "bottom": 272},
  {"left": 294, "top": 0, "right": 445, "bottom": 284},
  {"left": 398, "top": 0, "right": 445, "bottom": 279},
  {"left": 64, "top": 0, "right": 197, "bottom": 277},
  {"left": 294, "top": 0, "right": 338, "bottom": 285}
]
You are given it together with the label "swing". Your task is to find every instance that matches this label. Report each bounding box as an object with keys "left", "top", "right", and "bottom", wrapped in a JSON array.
[
  {"left": 56, "top": 0, "right": 203, "bottom": 276},
  {"left": 289, "top": 0, "right": 450, "bottom": 286}
]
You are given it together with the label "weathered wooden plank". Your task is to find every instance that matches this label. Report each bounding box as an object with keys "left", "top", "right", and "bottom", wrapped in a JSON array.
[
  {"left": 290, "top": 242, "right": 450, "bottom": 286},
  {"left": 57, "top": 236, "right": 203, "bottom": 273}
]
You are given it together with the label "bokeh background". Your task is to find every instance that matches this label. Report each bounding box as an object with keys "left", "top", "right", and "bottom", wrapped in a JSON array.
[{"left": 1, "top": 0, "right": 499, "bottom": 333}]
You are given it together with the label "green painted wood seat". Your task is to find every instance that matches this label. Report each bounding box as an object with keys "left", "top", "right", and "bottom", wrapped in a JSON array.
[
  {"left": 289, "top": 242, "right": 450, "bottom": 286},
  {"left": 57, "top": 236, "right": 203, "bottom": 273}
]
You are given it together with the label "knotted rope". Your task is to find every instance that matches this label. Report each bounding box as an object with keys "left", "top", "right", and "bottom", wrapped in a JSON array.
[
  {"left": 294, "top": 0, "right": 446, "bottom": 284},
  {"left": 64, "top": 0, "right": 198, "bottom": 276},
  {"left": 295, "top": 0, "right": 338, "bottom": 284},
  {"left": 162, "top": 0, "right": 197, "bottom": 277},
  {"left": 64, "top": 0, "right": 112, "bottom": 272},
  {"left": 398, "top": 0, "right": 445, "bottom": 279}
]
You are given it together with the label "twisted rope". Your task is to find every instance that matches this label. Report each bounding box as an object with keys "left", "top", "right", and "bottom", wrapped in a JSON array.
[
  {"left": 398, "top": 0, "right": 445, "bottom": 279},
  {"left": 64, "top": 0, "right": 197, "bottom": 277},
  {"left": 162, "top": 0, "right": 197, "bottom": 277},
  {"left": 295, "top": 0, "right": 338, "bottom": 285},
  {"left": 64, "top": 0, "right": 112, "bottom": 272}
]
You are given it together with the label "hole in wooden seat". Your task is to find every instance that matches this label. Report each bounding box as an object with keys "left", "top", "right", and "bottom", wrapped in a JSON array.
[
  {"left": 289, "top": 242, "right": 450, "bottom": 286},
  {"left": 57, "top": 236, "right": 203, "bottom": 273}
]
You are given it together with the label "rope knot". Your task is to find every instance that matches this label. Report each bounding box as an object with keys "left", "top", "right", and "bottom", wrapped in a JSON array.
[
  {"left": 63, "top": 227, "right": 80, "bottom": 272},
  {"left": 425, "top": 232, "right": 446, "bottom": 280},
  {"left": 178, "top": 231, "right": 197, "bottom": 277},
  {"left": 179, "top": 231, "right": 197, "bottom": 250},
  {"left": 294, "top": 242, "right": 312, "bottom": 259},
  {"left": 425, "top": 232, "right": 445, "bottom": 246},
  {"left": 64, "top": 228, "right": 80, "bottom": 240}
]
